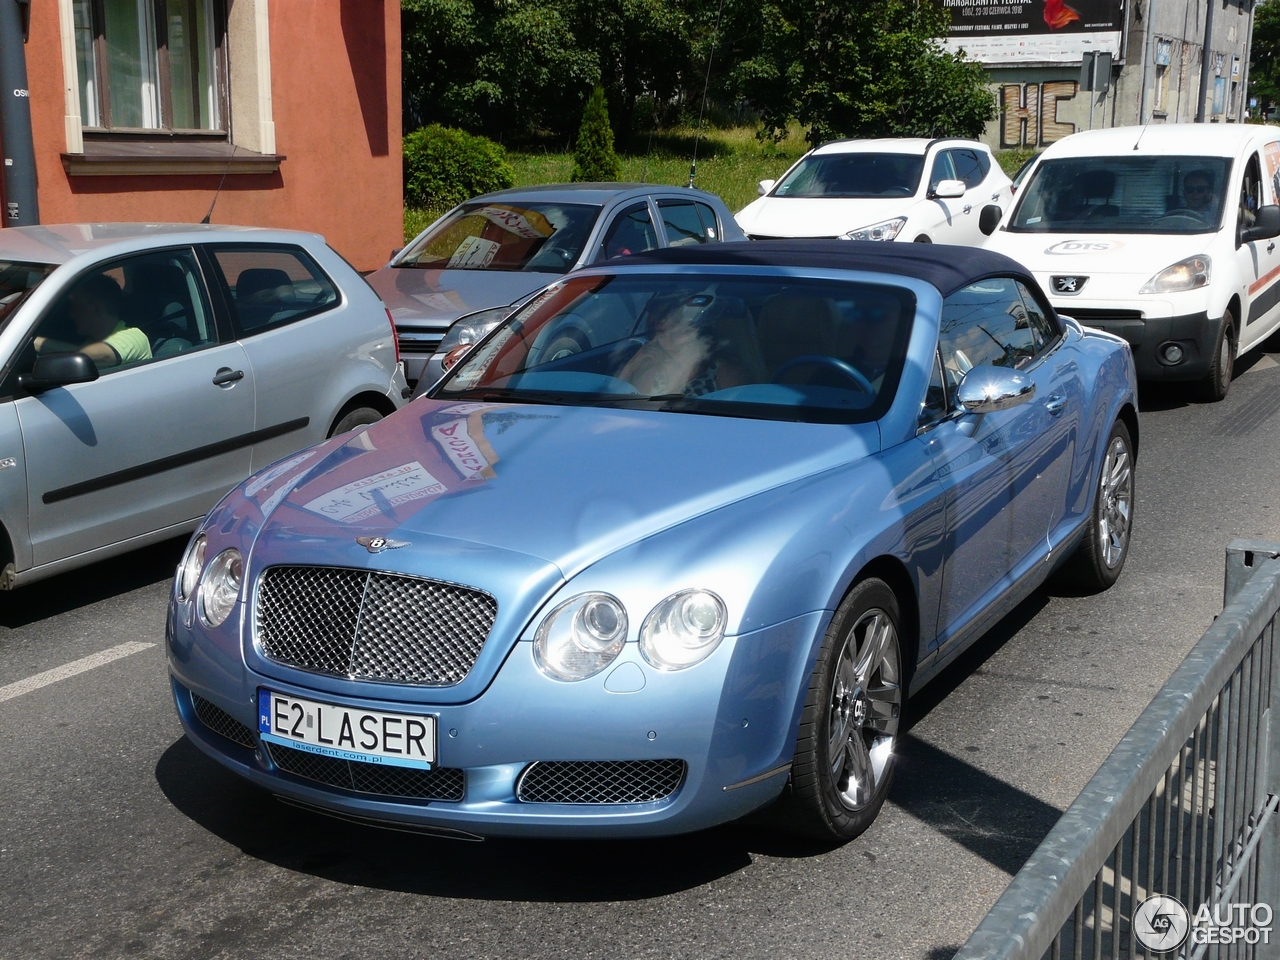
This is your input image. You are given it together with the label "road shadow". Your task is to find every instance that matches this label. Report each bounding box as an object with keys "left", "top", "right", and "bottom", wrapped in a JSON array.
[{"left": 0, "top": 535, "right": 186, "bottom": 629}]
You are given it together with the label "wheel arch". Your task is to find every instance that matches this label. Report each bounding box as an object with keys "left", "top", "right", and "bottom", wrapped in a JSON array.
[
  {"left": 328, "top": 390, "right": 396, "bottom": 436},
  {"left": 1117, "top": 401, "right": 1140, "bottom": 460},
  {"left": 849, "top": 554, "right": 921, "bottom": 688},
  {"left": 0, "top": 519, "right": 13, "bottom": 589}
]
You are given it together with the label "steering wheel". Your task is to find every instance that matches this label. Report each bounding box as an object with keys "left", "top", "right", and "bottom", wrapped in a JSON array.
[
  {"left": 770, "top": 354, "right": 874, "bottom": 394},
  {"left": 1155, "top": 208, "right": 1206, "bottom": 224}
]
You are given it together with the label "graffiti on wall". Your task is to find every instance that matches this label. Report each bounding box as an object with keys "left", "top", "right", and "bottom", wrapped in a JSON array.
[{"left": 1000, "top": 81, "right": 1078, "bottom": 148}]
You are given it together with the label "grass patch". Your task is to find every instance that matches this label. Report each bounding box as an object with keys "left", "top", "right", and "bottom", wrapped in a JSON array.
[
  {"left": 996, "top": 148, "right": 1038, "bottom": 176},
  {"left": 405, "top": 125, "right": 809, "bottom": 242}
]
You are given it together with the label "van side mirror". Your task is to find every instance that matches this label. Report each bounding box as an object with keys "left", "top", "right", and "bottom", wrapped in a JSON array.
[
  {"left": 18, "top": 352, "right": 99, "bottom": 394},
  {"left": 930, "top": 179, "right": 967, "bottom": 200},
  {"left": 1240, "top": 204, "right": 1280, "bottom": 245},
  {"left": 757, "top": 179, "right": 776, "bottom": 196},
  {"left": 979, "top": 204, "right": 1002, "bottom": 236},
  {"left": 956, "top": 365, "right": 1035, "bottom": 414}
]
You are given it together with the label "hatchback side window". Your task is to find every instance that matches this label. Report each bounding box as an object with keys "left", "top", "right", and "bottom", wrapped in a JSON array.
[
  {"left": 938, "top": 278, "right": 1038, "bottom": 395},
  {"left": 12, "top": 248, "right": 216, "bottom": 384},
  {"left": 950, "top": 149, "right": 986, "bottom": 189},
  {"left": 929, "top": 151, "right": 958, "bottom": 192},
  {"left": 207, "top": 245, "right": 340, "bottom": 334},
  {"left": 599, "top": 203, "right": 660, "bottom": 260},
  {"left": 657, "top": 200, "right": 720, "bottom": 246}
]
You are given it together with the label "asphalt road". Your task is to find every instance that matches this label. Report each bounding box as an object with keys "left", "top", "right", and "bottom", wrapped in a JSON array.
[{"left": 5, "top": 350, "right": 1280, "bottom": 960}]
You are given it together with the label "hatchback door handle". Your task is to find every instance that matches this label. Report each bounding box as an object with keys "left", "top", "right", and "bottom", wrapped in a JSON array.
[
  {"left": 963, "top": 204, "right": 973, "bottom": 214},
  {"left": 1045, "top": 394, "right": 1066, "bottom": 416},
  {"left": 212, "top": 367, "right": 245, "bottom": 386}
]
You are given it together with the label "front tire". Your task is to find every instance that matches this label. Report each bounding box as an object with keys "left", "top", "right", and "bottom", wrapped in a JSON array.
[
  {"left": 1200, "top": 311, "right": 1236, "bottom": 402},
  {"left": 773, "top": 578, "right": 904, "bottom": 842},
  {"left": 1059, "top": 420, "right": 1134, "bottom": 592}
]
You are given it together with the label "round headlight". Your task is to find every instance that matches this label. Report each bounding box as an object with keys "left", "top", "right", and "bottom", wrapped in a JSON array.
[
  {"left": 639, "top": 589, "right": 727, "bottom": 671},
  {"left": 198, "top": 548, "right": 243, "bottom": 628},
  {"left": 177, "top": 534, "right": 206, "bottom": 601},
  {"left": 533, "top": 593, "right": 628, "bottom": 681}
]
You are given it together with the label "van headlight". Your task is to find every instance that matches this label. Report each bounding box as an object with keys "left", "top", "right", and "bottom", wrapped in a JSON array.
[
  {"left": 198, "top": 549, "right": 243, "bottom": 628},
  {"left": 639, "top": 590, "right": 727, "bottom": 670},
  {"left": 176, "top": 534, "right": 206, "bottom": 601},
  {"left": 843, "top": 217, "right": 907, "bottom": 242},
  {"left": 533, "top": 593, "right": 628, "bottom": 681},
  {"left": 1140, "top": 256, "right": 1211, "bottom": 294}
]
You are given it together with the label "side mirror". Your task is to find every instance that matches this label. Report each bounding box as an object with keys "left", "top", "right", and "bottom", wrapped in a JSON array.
[
  {"left": 979, "top": 204, "right": 1002, "bottom": 236},
  {"left": 1240, "top": 204, "right": 1280, "bottom": 245},
  {"left": 956, "top": 364, "right": 1035, "bottom": 414},
  {"left": 931, "top": 178, "right": 967, "bottom": 200},
  {"left": 18, "top": 352, "right": 99, "bottom": 393},
  {"left": 757, "top": 179, "right": 776, "bottom": 197}
]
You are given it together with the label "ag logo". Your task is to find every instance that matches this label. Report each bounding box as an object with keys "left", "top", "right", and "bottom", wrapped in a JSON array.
[
  {"left": 1052, "top": 275, "right": 1088, "bottom": 295},
  {"left": 355, "top": 536, "right": 409, "bottom": 554},
  {"left": 1134, "top": 895, "right": 1190, "bottom": 952},
  {"left": 1045, "top": 240, "right": 1122, "bottom": 255}
]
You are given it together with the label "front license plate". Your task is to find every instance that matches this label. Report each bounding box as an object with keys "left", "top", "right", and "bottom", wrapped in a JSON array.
[{"left": 258, "top": 690, "right": 435, "bottom": 769}]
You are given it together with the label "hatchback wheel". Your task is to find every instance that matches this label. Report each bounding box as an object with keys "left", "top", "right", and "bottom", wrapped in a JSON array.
[
  {"left": 774, "top": 578, "right": 903, "bottom": 842},
  {"left": 329, "top": 406, "right": 383, "bottom": 438},
  {"left": 1060, "top": 419, "right": 1134, "bottom": 592}
]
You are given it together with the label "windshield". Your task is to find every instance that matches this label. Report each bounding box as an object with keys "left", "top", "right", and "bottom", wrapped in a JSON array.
[
  {"left": 398, "top": 202, "right": 601, "bottom": 273},
  {"left": 435, "top": 273, "right": 916, "bottom": 423},
  {"left": 0, "top": 260, "right": 56, "bottom": 329},
  {"left": 1010, "top": 156, "right": 1233, "bottom": 234},
  {"left": 772, "top": 153, "right": 925, "bottom": 199}
]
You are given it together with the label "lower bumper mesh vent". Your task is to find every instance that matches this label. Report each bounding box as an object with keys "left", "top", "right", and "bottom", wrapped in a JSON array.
[
  {"left": 264, "top": 742, "right": 465, "bottom": 802},
  {"left": 516, "top": 759, "right": 687, "bottom": 804},
  {"left": 192, "top": 693, "right": 257, "bottom": 749}
]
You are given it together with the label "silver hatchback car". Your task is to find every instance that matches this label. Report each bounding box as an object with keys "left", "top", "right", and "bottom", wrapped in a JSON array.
[{"left": 0, "top": 224, "right": 408, "bottom": 589}]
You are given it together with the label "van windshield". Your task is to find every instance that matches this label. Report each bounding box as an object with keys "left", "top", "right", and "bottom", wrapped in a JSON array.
[{"left": 1009, "top": 156, "right": 1233, "bottom": 234}]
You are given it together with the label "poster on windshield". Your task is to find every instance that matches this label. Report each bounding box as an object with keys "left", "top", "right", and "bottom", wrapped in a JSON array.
[{"left": 941, "top": 0, "right": 1123, "bottom": 64}]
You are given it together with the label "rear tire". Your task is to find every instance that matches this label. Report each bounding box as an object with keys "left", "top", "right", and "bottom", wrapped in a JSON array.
[
  {"left": 328, "top": 406, "right": 383, "bottom": 438},
  {"left": 771, "top": 578, "right": 903, "bottom": 842},
  {"left": 1058, "top": 419, "right": 1134, "bottom": 592},
  {"left": 1199, "top": 311, "right": 1236, "bottom": 402}
]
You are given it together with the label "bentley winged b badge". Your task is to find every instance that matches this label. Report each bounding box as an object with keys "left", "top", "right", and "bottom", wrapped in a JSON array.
[{"left": 356, "top": 536, "right": 410, "bottom": 554}]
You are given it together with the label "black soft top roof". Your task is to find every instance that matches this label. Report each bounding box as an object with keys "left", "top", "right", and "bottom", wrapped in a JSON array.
[{"left": 619, "top": 240, "right": 1036, "bottom": 298}]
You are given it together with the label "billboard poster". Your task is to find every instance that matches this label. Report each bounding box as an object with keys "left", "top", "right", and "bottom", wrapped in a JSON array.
[{"left": 941, "top": 0, "right": 1124, "bottom": 65}]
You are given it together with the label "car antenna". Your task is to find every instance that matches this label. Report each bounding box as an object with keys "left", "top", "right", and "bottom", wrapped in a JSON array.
[
  {"left": 687, "top": 0, "right": 725, "bottom": 189},
  {"left": 1132, "top": 117, "right": 1152, "bottom": 151},
  {"left": 641, "top": 119, "right": 656, "bottom": 184},
  {"left": 201, "top": 144, "right": 239, "bottom": 224}
]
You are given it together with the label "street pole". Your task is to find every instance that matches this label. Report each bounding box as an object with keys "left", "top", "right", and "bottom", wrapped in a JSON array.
[
  {"left": 1138, "top": 0, "right": 1156, "bottom": 124},
  {"left": 0, "top": 0, "right": 39, "bottom": 226},
  {"left": 1196, "top": 0, "right": 1214, "bottom": 122}
]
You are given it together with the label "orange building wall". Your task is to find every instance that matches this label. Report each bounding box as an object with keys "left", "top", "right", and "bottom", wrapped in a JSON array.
[{"left": 13, "top": 0, "right": 401, "bottom": 272}]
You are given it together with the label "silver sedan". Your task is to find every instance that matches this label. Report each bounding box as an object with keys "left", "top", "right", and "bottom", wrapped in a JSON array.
[{"left": 0, "top": 223, "right": 408, "bottom": 589}]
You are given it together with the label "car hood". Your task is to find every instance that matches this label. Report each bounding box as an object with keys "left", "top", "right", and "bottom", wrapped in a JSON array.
[
  {"left": 366, "top": 266, "right": 554, "bottom": 330},
  {"left": 986, "top": 230, "right": 1216, "bottom": 279},
  {"left": 736, "top": 196, "right": 918, "bottom": 238}
]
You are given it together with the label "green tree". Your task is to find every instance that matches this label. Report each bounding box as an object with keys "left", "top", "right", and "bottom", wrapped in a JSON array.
[
  {"left": 1250, "top": 0, "right": 1280, "bottom": 118},
  {"left": 732, "top": 0, "right": 996, "bottom": 144},
  {"left": 572, "top": 86, "right": 623, "bottom": 181}
]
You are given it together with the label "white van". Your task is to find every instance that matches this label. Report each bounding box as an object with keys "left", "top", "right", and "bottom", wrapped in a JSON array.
[{"left": 986, "top": 124, "right": 1280, "bottom": 400}]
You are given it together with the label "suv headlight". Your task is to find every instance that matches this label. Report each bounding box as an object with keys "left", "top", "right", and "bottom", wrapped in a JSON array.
[
  {"left": 176, "top": 534, "right": 206, "bottom": 601},
  {"left": 1140, "top": 256, "right": 1211, "bottom": 294},
  {"left": 843, "top": 217, "right": 907, "bottom": 242},
  {"left": 533, "top": 593, "right": 628, "bottom": 681},
  {"left": 198, "top": 548, "right": 243, "bottom": 628},
  {"left": 639, "top": 590, "right": 727, "bottom": 671}
]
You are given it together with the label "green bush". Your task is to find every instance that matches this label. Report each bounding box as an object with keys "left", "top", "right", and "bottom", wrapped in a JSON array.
[
  {"left": 403, "top": 124, "right": 515, "bottom": 212},
  {"left": 571, "top": 87, "right": 622, "bottom": 182}
]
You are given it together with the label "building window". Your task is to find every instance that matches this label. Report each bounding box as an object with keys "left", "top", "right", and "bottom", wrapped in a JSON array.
[
  {"left": 1154, "top": 39, "right": 1172, "bottom": 113},
  {"left": 74, "top": 0, "right": 226, "bottom": 133}
]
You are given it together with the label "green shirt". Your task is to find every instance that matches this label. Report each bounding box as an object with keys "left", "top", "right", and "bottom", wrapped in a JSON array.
[{"left": 104, "top": 321, "right": 152, "bottom": 365}]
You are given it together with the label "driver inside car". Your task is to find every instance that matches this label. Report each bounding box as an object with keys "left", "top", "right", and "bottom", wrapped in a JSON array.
[
  {"left": 1178, "top": 169, "right": 1216, "bottom": 218},
  {"left": 33, "top": 274, "right": 152, "bottom": 369}
]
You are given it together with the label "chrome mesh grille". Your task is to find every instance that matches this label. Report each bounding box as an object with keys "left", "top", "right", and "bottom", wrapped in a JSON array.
[
  {"left": 256, "top": 566, "right": 497, "bottom": 686},
  {"left": 191, "top": 693, "right": 257, "bottom": 749},
  {"left": 516, "top": 760, "right": 687, "bottom": 804},
  {"left": 264, "top": 742, "right": 465, "bottom": 802}
]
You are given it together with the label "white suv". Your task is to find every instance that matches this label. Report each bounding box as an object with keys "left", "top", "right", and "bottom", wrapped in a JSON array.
[{"left": 735, "top": 138, "right": 1012, "bottom": 245}]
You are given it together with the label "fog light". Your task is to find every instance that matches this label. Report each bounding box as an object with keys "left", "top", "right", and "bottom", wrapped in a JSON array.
[{"left": 1160, "top": 342, "right": 1185, "bottom": 364}]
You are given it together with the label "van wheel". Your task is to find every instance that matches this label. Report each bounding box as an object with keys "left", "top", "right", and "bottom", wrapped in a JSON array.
[
  {"left": 329, "top": 406, "right": 383, "bottom": 438},
  {"left": 1200, "top": 311, "right": 1236, "bottom": 402},
  {"left": 913, "top": 235, "right": 932, "bottom": 243}
]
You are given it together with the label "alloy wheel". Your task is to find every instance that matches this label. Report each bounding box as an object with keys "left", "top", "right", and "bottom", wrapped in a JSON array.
[
  {"left": 826, "top": 608, "right": 901, "bottom": 811},
  {"left": 1098, "top": 435, "right": 1133, "bottom": 568}
]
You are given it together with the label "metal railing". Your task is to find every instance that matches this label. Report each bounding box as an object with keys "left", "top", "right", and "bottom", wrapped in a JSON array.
[{"left": 954, "top": 540, "right": 1280, "bottom": 960}]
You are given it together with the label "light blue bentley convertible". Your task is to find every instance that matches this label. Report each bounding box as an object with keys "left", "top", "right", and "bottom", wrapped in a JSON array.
[{"left": 167, "top": 241, "right": 1138, "bottom": 842}]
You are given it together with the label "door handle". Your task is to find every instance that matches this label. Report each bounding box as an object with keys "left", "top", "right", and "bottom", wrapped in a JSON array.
[
  {"left": 963, "top": 204, "right": 973, "bottom": 214},
  {"left": 212, "top": 367, "right": 245, "bottom": 386},
  {"left": 1045, "top": 394, "right": 1066, "bottom": 416},
  {"left": 1268, "top": 241, "right": 1276, "bottom": 253}
]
